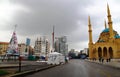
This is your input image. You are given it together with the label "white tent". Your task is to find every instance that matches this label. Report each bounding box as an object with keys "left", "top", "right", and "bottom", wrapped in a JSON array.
[{"left": 47, "top": 52, "right": 65, "bottom": 65}]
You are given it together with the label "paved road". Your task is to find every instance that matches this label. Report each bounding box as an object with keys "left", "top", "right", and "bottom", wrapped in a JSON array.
[{"left": 26, "top": 59, "right": 120, "bottom": 77}]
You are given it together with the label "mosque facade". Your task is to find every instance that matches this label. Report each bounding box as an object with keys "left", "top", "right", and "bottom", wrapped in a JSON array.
[{"left": 88, "top": 4, "right": 120, "bottom": 59}]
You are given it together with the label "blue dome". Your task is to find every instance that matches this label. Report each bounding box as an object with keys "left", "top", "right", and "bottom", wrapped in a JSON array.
[
  {"left": 102, "top": 28, "right": 109, "bottom": 32},
  {"left": 114, "top": 34, "right": 120, "bottom": 38},
  {"left": 102, "top": 28, "right": 120, "bottom": 39}
]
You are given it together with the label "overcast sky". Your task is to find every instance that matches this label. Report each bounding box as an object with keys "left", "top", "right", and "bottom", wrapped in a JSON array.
[{"left": 0, "top": 0, "right": 120, "bottom": 51}]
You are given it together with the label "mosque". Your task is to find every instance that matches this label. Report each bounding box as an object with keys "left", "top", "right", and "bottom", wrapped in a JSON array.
[{"left": 88, "top": 4, "right": 120, "bottom": 59}]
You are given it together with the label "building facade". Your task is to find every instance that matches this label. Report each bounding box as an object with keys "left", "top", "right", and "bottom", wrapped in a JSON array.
[
  {"left": 55, "top": 36, "right": 68, "bottom": 56},
  {"left": 80, "top": 48, "right": 88, "bottom": 55},
  {"left": 88, "top": 5, "right": 120, "bottom": 59},
  {"left": 0, "top": 42, "right": 9, "bottom": 55},
  {"left": 18, "top": 43, "right": 33, "bottom": 56},
  {"left": 34, "top": 37, "right": 50, "bottom": 57}
]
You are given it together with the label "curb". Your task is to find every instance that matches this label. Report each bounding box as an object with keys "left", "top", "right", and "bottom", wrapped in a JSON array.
[
  {"left": 6, "top": 65, "right": 56, "bottom": 77},
  {"left": 0, "top": 65, "right": 27, "bottom": 69},
  {"left": 85, "top": 60, "right": 120, "bottom": 70}
]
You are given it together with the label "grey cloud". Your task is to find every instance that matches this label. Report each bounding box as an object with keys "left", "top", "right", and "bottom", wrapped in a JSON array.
[{"left": 2, "top": 0, "right": 119, "bottom": 50}]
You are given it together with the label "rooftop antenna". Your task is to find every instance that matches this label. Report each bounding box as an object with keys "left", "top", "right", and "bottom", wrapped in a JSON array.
[{"left": 14, "top": 24, "right": 17, "bottom": 32}]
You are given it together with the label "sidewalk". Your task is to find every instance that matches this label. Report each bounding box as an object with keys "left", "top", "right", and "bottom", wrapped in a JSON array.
[
  {"left": 0, "top": 60, "right": 53, "bottom": 77},
  {"left": 0, "top": 60, "right": 47, "bottom": 67},
  {"left": 86, "top": 59, "right": 120, "bottom": 69},
  {"left": 0, "top": 61, "right": 27, "bottom": 68}
]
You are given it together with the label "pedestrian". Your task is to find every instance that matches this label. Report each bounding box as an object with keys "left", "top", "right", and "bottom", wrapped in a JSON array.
[
  {"left": 106, "top": 59, "right": 108, "bottom": 62},
  {"left": 99, "top": 57, "right": 101, "bottom": 62},
  {"left": 108, "top": 58, "right": 111, "bottom": 62},
  {"left": 102, "top": 58, "right": 104, "bottom": 63},
  {"left": 65, "top": 57, "right": 68, "bottom": 63}
]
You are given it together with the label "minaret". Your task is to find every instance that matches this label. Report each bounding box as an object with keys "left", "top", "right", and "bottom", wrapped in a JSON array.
[
  {"left": 104, "top": 20, "right": 107, "bottom": 29},
  {"left": 88, "top": 16, "right": 93, "bottom": 44},
  {"left": 88, "top": 16, "right": 93, "bottom": 59},
  {"left": 107, "top": 4, "right": 114, "bottom": 39}
]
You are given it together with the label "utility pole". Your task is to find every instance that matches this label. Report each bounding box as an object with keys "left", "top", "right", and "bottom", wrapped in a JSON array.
[
  {"left": 14, "top": 25, "right": 21, "bottom": 72},
  {"left": 52, "top": 26, "right": 55, "bottom": 52}
]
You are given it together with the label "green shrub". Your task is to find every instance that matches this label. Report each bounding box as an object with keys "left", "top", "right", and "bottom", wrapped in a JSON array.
[{"left": 0, "top": 70, "right": 9, "bottom": 76}]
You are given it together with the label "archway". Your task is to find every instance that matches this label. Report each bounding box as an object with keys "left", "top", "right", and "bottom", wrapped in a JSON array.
[
  {"left": 109, "top": 47, "right": 113, "bottom": 58},
  {"left": 103, "top": 47, "right": 107, "bottom": 58},
  {"left": 98, "top": 47, "right": 102, "bottom": 57}
]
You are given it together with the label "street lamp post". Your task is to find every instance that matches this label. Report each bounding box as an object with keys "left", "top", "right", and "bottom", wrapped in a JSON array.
[{"left": 19, "top": 51, "right": 21, "bottom": 72}]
